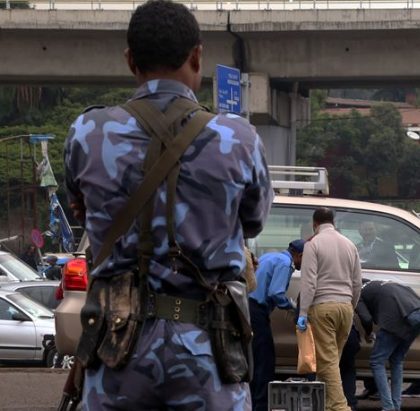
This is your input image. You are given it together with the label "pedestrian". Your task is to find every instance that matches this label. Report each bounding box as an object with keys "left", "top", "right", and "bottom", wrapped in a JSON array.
[
  {"left": 44, "top": 255, "right": 62, "bottom": 280},
  {"left": 297, "top": 207, "right": 362, "bottom": 411},
  {"left": 63, "top": 1, "right": 273, "bottom": 409},
  {"left": 249, "top": 239, "right": 305, "bottom": 411},
  {"left": 356, "top": 280, "right": 420, "bottom": 411},
  {"left": 20, "top": 244, "right": 38, "bottom": 271}
]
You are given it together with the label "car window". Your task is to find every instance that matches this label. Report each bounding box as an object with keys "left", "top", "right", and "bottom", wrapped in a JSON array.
[
  {"left": 335, "top": 210, "right": 420, "bottom": 271},
  {"left": 0, "top": 267, "right": 9, "bottom": 282},
  {"left": 0, "top": 298, "right": 19, "bottom": 321},
  {"left": 250, "top": 205, "right": 420, "bottom": 272},
  {"left": 248, "top": 206, "right": 314, "bottom": 256},
  {"left": 18, "top": 286, "right": 59, "bottom": 310},
  {"left": 7, "top": 293, "right": 54, "bottom": 319},
  {"left": 0, "top": 254, "right": 41, "bottom": 281}
]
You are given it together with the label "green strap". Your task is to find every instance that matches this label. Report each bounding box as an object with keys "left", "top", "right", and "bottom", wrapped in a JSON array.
[
  {"left": 124, "top": 98, "right": 202, "bottom": 275},
  {"left": 126, "top": 99, "right": 217, "bottom": 290},
  {"left": 93, "top": 102, "right": 214, "bottom": 269}
]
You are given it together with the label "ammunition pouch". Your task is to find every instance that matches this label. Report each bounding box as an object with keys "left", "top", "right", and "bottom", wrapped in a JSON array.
[
  {"left": 77, "top": 271, "right": 140, "bottom": 369},
  {"left": 209, "top": 280, "right": 253, "bottom": 384},
  {"left": 76, "top": 277, "right": 107, "bottom": 369}
]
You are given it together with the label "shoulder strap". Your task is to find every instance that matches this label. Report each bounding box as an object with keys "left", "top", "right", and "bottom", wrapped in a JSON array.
[{"left": 92, "top": 99, "right": 214, "bottom": 269}]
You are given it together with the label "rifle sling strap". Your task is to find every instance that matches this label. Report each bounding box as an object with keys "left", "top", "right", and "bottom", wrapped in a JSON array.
[{"left": 92, "top": 99, "right": 214, "bottom": 269}]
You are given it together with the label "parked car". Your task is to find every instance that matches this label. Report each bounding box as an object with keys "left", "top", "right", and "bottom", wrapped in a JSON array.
[
  {"left": 249, "top": 166, "right": 420, "bottom": 380},
  {"left": 0, "top": 280, "right": 60, "bottom": 310},
  {"left": 0, "top": 251, "right": 42, "bottom": 282},
  {"left": 54, "top": 256, "right": 87, "bottom": 354},
  {"left": 0, "top": 289, "right": 56, "bottom": 366},
  {"left": 54, "top": 166, "right": 420, "bottom": 380}
]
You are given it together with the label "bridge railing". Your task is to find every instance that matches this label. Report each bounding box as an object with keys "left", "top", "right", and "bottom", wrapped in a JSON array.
[{"left": 1, "top": 0, "right": 419, "bottom": 10}]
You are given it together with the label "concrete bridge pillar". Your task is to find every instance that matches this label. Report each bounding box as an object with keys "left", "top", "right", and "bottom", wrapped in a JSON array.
[{"left": 244, "top": 73, "right": 310, "bottom": 166}]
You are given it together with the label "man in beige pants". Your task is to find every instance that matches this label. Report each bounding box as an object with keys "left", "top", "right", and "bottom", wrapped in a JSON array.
[{"left": 297, "top": 207, "right": 362, "bottom": 411}]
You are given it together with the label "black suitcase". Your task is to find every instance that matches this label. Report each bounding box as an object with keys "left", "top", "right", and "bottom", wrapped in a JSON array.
[{"left": 268, "top": 379, "right": 325, "bottom": 411}]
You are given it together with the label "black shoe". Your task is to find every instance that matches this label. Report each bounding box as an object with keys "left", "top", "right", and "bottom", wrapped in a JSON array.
[
  {"left": 402, "top": 384, "right": 420, "bottom": 398},
  {"left": 369, "top": 392, "right": 380, "bottom": 401},
  {"left": 356, "top": 389, "right": 376, "bottom": 400}
]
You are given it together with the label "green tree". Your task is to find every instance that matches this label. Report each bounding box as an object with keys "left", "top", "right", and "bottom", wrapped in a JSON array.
[
  {"left": 0, "top": 1, "right": 30, "bottom": 9},
  {"left": 398, "top": 140, "right": 420, "bottom": 198},
  {"left": 297, "top": 99, "right": 409, "bottom": 199}
]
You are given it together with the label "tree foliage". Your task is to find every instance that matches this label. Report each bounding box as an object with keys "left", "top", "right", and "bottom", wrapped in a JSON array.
[
  {"left": 0, "top": 84, "right": 214, "bottom": 232},
  {"left": 297, "top": 97, "right": 417, "bottom": 199}
]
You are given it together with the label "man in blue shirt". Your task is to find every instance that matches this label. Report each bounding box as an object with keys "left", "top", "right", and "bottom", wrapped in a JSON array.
[{"left": 249, "top": 239, "right": 305, "bottom": 411}]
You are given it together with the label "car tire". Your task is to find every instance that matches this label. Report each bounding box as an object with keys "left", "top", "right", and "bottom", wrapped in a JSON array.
[{"left": 45, "top": 348, "right": 57, "bottom": 368}]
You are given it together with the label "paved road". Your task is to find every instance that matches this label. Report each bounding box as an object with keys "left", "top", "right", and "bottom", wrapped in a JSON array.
[
  {"left": 358, "top": 397, "right": 420, "bottom": 410},
  {"left": 0, "top": 368, "right": 68, "bottom": 411},
  {"left": 356, "top": 381, "right": 420, "bottom": 410},
  {"left": 0, "top": 367, "right": 419, "bottom": 410}
]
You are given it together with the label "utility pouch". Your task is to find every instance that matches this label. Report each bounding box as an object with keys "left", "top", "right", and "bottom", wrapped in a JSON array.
[
  {"left": 97, "top": 270, "right": 141, "bottom": 369},
  {"left": 76, "top": 277, "right": 107, "bottom": 369},
  {"left": 209, "top": 280, "right": 253, "bottom": 383}
]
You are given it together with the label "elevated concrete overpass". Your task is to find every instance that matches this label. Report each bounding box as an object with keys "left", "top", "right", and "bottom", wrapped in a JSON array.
[
  {"left": 2, "top": 6, "right": 420, "bottom": 165},
  {"left": 2, "top": 8, "right": 420, "bottom": 88}
]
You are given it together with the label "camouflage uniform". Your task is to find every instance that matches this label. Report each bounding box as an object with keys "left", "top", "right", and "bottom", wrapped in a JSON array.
[{"left": 64, "top": 79, "right": 273, "bottom": 410}]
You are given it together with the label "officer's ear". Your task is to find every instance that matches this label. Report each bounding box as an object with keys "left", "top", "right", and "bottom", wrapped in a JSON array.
[
  {"left": 189, "top": 44, "right": 202, "bottom": 75},
  {"left": 124, "top": 48, "right": 137, "bottom": 76}
]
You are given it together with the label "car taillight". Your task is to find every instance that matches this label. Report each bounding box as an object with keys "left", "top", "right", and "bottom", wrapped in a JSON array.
[{"left": 63, "top": 258, "right": 88, "bottom": 291}]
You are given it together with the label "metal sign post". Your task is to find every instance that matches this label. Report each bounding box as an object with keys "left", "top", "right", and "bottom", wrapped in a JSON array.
[
  {"left": 240, "top": 72, "right": 251, "bottom": 120},
  {"left": 216, "top": 64, "right": 241, "bottom": 114}
]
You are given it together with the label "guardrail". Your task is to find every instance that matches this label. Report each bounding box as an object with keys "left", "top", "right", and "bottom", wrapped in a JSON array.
[{"left": 1, "top": 0, "right": 419, "bottom": 10}]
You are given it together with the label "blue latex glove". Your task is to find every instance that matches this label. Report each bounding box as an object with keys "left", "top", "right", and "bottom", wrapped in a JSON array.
[{"left": 297, "top": 315, "right": 308, "bottom": 331}]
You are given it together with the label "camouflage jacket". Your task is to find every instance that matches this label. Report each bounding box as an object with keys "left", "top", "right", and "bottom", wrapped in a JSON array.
[{"left": 64, "top": 79, "right": 273, "bottom": 297}]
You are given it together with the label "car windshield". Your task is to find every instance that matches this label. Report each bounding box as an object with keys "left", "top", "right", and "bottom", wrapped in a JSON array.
[
  {"left": 0, "top": 253, "right": 42, "bottom": 281},
  {"left": 7, "top": 292, "right": 54, "bottom": 319}
]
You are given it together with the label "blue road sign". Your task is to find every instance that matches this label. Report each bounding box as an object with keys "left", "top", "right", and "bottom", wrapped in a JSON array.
[{"left": 216, "top": 64, "right": 241, "bottom": 114}]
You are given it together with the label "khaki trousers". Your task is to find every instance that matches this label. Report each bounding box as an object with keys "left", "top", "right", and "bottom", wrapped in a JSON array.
[{"left": 309, "top": 302, "right": 354, "bottom": 411}]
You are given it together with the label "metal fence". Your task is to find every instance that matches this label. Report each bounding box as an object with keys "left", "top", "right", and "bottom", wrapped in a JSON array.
[{"left": 1, "top": 0, "right": 419, "bottom": 10}]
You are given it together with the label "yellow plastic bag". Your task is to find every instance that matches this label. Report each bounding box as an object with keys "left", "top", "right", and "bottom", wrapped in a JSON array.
[{"left": 296, "top": 323, "right": 317, "bottom": 374}]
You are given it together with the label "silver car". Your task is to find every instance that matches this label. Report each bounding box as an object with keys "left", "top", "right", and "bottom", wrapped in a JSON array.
[
  {"left": 0, "top": 251, "right": 42, "bottom": 282},
  {"left": 0, "top": 289, "right": 56, "bottom": 366},
  {"left": 0, "top": 280, "right": 61, "bottom": 311}
]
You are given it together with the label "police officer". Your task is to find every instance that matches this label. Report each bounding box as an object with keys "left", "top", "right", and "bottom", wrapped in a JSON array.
[
  {"left": 249, "top": 239, "right": 305, "bottom": 411},
  {"left": 63, "top": 1, "right": 273, "bottom": 409}
]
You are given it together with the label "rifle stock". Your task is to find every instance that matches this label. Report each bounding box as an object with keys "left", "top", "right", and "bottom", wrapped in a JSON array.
[{"left": 57, "top": 358, "right": 84, "bottom": 411}]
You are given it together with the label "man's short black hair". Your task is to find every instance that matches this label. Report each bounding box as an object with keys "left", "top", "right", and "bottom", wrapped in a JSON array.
[
  {"left": 127, "top": 0, "right": 202, "bottom": 73},
  {"left": 313, "top": 207, "right": 334, "bottom": 225}
]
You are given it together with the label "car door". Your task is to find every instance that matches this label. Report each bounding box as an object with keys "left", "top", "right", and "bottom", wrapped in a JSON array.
[{"left": 0, "top": 297, "right": 37, "bottom": 361}]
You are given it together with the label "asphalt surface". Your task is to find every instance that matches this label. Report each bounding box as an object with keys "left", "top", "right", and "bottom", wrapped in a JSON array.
[
  {"left": 355, "top": 381, "right": 420, "bottom": 410},
  {"left": 0, "top": 368, "right": 68, "bottom": 411},
  {"left": 357, "top": 397, "right": 420, "bottom": 410},
  {"left": 0, "top": 367, "right": 419, "bottom": 410}
]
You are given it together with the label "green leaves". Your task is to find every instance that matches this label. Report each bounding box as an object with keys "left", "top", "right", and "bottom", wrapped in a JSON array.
[{"left": 297, "top": 97, "right": 416, "bottom": 199}]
